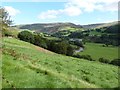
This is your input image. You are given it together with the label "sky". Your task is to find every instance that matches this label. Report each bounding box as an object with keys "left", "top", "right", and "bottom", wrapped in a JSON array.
[{"left": 2, "top": 0, "right": 119, "bottom": 25}]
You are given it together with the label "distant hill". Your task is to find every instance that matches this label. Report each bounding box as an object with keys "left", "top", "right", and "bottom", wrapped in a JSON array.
[
  {"left": 14, "top": 23, "right": 83, "bottom": 34},
  {"left": 13, "top": 21, "right": 119, "bottom": 34},
  {"left": 82, "top": 23, "right": 104, "bottom": 29},
  {"left": 82, "top": 21, "right": 118, "bottom": 29}
]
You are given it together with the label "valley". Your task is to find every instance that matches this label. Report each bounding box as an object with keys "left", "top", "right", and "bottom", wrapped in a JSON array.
[{"left": 1, "top": 5, "right": 119, "bottom": 89}]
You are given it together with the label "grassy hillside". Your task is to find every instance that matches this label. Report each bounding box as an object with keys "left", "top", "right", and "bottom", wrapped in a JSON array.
[
  {"left": 79, "top": 43, "right": 118, "bottom": 61},
  {"left": 2, "top": 37, "right": 118, "bottom": 88}
]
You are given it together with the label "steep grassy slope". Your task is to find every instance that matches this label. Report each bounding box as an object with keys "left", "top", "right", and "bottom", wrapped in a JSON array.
[
  {"left": 2, "top": 37, "right": 118, "bottom": 88},
  {"left": 79, "top": 43, "right": 118, "bottom": 61}
]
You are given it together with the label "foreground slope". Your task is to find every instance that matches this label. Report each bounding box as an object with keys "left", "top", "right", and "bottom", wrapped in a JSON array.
[{"left": 2, "top": 37, "right": 118, "bottom": 88}]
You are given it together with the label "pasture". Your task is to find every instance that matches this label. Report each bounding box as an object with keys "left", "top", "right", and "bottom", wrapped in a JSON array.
[
  {"left": 79, "top": 43, "right": 118, "bottom": 61},
  {"left": 2, "top": 37, "right": 118, "bottom": 88}
]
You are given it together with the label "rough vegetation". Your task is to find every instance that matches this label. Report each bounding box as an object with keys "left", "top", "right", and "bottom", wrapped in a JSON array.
[{"left": 2, "top": 37, "right": 119, "bottom": 88}]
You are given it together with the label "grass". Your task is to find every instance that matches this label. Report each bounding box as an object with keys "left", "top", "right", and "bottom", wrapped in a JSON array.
[
  {"left": 2, "top": 37, "right": 119, "bottom": 88},
  {"left": 61, "top": 27, "right": 84, "bottom": 32},
  {"left": 79, "top": 43, "right": 118, "bottom": 61},
  {"left": 44, "top": 36, "right": 60, "bottom": 41}
]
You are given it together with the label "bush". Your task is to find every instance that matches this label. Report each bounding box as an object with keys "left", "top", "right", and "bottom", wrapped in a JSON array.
[
  {"left": 18, "top": 31, "right": 34, "bottom": 43},
  {"left": 2, "top": 27, "right": 12, "bottom": 37},
  {"left": 73, "top": 54, "right": 81, "bottom": 58},
  {"left": 73, "top": 54, "right": 94, "bottom": 61},
  {"left": 99, "top": 58, "right": 110, "bottom": 64},
  {"left": 80, "top": 55, "right": 93, "bottom": 61},
  {"left": 74, "top": 40, "right": 84, "bottom": 47},
  {"left": 55, "top": 42, "right": 68, "bottom": 55},
  {"left": 47, "top": 41, "right": 74, "bottom": 56},
  {"left": 34, "top": 34, "right": 47, "bottom": 49},
  {"left": 110, "top": 59, "right": 120, "bottom": 66},
  {"left": 66, "top": 45, "right": 74, "bottom": 56}
]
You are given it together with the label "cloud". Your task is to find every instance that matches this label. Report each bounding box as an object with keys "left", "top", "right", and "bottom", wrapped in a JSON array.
[
  {"left": 67, "top": 0, "right": 118, "bottom": 12},
  {"left": 38, "top": 0, "right": 119, "bottom": 19},
  {"left": 4, "top": 6, "right": 21, "bottom": 16},
  {"left": 38, "top": 10, "right": 59, "bottom": 19},
  {"left": 64, "top": 6, "right": 82, "bottom": 16},
  {"left": 38, "top": 6, "right": 82, "bottom": 19}
]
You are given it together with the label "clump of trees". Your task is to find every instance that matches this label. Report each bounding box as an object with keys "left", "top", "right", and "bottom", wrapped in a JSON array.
[
  {"left": 33, "top": 34, "right": 47, "bottom": 49},
  {"left": 18, "top": 31, "right": 74, "bottom": 56},
  {"left": 18, "top": 31, "right": 34, "bottom": 43},
  {"left": 47, "top": 41, "right": 74, "bottom": 56},
  {"left": 68, "top": 26, "right": 120, "bottom": 46}
]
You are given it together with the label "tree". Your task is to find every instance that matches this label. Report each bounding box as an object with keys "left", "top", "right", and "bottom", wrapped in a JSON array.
[
  {"left": 0, "top": 7, "right": 13, "bottom": 36},
  {"left": 34, "top": 34, "right": 47, "bottom": 49},
  {"left": 55, "top": 42, "right": 68, "bottom": 54},
  {"left": 0, "top": 7, "right": 13, "bottom": 27},
  {"left": 66, "top": 45, "right": 74, "bottom": 56},
  {"left": 18, "top": 31, "right": 34, "bottom": 43},
  {"left": 110, "top": 59, "right": 120, "bottom": 66}
]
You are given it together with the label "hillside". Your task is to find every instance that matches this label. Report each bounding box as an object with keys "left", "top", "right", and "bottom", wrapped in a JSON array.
[
  {"left": 14, "top": 23, "right": 83, "bottom": 34},
  {"left": 96, "top": 21, "right": 119, "bottom": 29},
  {"left": 82, "top": 23, "right": 104, "bottom": 29},
  {"left": 82, "top": 21, "right": 118, "bottom": 29},
  {"left": 2, "top": 37, "right": 118, "bottom": 88}
]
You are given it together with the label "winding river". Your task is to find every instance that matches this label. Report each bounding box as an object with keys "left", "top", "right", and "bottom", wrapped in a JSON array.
[{"left": 75, "top": 47, "right": 84, "bottom": 53}]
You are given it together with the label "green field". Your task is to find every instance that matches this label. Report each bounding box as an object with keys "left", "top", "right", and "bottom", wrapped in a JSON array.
[
  {"left": 2, "top": 37, "right": 119, "bottom": 88},
  {"left": 79, "top": 43, "right": 118, "bottom": 61}
]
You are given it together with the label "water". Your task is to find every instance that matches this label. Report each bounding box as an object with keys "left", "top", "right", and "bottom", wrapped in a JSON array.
[{"left": 75, "top": 47, "right": 84, "bottom": 53}]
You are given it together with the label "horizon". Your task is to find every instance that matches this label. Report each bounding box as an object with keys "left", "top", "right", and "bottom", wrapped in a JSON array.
[
  {"left": 13, "top": 20, "right": 118, "bottom": 26},
  {"left": 2, "top": 0, "right": 118, "bottom": 25}
]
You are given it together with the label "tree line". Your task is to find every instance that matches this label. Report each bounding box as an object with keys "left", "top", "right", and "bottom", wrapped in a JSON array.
[{"left": 18, "top": 31, "right": 74, "bottom": 56}]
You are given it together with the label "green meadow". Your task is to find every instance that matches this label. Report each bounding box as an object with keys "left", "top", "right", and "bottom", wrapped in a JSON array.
[
  {"left": 2, "top": 37, "right": 119, "bottom": 88},
  {"left": 79, "top": 43, "right": 118, "bottom": 61}
]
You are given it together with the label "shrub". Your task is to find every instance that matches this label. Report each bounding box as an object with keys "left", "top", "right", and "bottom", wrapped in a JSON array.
[
  {"left": 18, "top": 31, "right": 34, "bottom": 43},
  {"left": 74, "top": 40, "right": 84, "bottom": 47},
  {"left": 47, "top": 41, "right": 74, "bottom": 56},
  {"left": 110, "top": 59, "right": 120, "bottom": 66},
  {"left": 34, "top": 34, "right": 47, "bottom": 49},
  {"left": 73, "top": 54, "right": 81, "bottom": 58},
  {"left": 99, "top": 58, "right": 110, "bottom": 64},
  {"left": 80, "top": 55, "right": 93, "bottom": 61},
  {"left": 73, "top": 54, "right": 94, "bottom": 61},
  {"left": 55, "top": 42, "right": 68, "bottom": 55},
  {"left": 2, "top": 27, "right": 12, "bottom": 37},
  {"left": 66, "top": 45, "right": 74, "bottom": 56}
]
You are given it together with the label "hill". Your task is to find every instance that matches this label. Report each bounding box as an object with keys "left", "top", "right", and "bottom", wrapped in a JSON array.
[
  {"left": 2, "top": 37, "right": 118, "bottom": 88},
  {"left": 82, "top": 23, "right": 104, "bottom": 29},
  {"left": 14, "top": 23, "right": 83, "bottom": 34},
  {"left": 82, "top": 21, "right": 118, "bottom": 29}
]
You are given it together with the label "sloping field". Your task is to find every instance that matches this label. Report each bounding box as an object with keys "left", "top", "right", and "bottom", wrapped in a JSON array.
[{"left": 2, "top": 37, "right": 118, "bottom": 88}]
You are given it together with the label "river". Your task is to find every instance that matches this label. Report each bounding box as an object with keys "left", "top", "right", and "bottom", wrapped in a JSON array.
[{"left": 75, "top": 47, "right": 84, "bottom": 53}]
